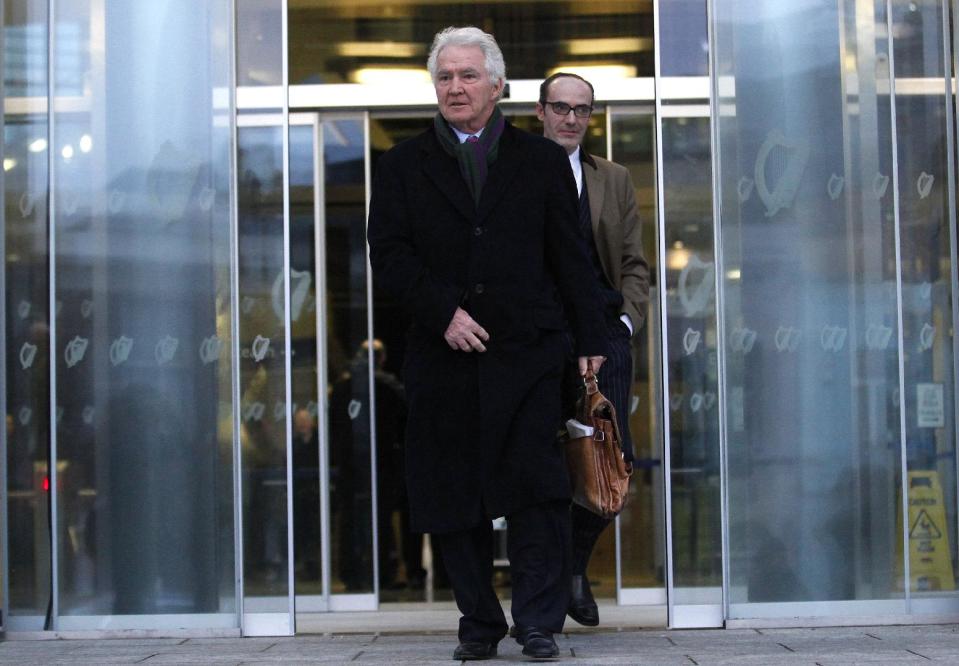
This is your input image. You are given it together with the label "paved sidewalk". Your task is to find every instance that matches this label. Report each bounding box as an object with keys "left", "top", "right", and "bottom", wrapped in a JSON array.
[{"left": 1, "top": 624, "right": 958, "bottom": 664}]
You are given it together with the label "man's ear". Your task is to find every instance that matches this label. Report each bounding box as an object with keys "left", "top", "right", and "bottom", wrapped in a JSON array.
[{"left": 535, "top": 102, "right": 545, "bottom": 122}]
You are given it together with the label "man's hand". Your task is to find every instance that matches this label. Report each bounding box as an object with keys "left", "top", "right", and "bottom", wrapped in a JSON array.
[
  {"left": 578, "top": 355, "right": 606, "bottom": 376},
  {"left": 444, "top": 307, "right": 490, "bottom": 352}
]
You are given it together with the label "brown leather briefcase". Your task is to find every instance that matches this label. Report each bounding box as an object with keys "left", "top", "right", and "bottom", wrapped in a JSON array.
[{"left": 564, "top": 369, "right": 632, "bottom": 518}]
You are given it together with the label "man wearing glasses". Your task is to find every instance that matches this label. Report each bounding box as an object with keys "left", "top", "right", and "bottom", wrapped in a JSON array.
[{"left": 537, "top": 72, "right": 650, "bottom": 629}]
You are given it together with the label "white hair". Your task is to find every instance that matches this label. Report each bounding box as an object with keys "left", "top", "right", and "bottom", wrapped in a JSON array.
[{"left": 427, "top": 26, "right": 506, "bottom": 90}]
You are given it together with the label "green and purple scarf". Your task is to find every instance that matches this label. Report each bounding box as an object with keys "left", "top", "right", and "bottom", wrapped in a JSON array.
[{"left": 434, "top": 106, "right": 506, "bottom": 205}]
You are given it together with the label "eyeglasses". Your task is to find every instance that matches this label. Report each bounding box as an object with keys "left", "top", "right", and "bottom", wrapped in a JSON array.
[{"left": 544, "top": 101, "right": 593, "bottom": 118}]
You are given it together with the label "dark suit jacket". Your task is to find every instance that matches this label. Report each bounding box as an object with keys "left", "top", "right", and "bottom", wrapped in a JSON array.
[
  {"left": 368, "top": 119, "right": 608, "bottom": 532},
  {"left": 583, "top": 151, "right": 650, "bottom": 332}
]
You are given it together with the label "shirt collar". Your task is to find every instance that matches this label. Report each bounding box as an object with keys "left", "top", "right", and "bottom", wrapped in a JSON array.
[{"left": 452, "top": 126, "right": 484, "bottom": 143}]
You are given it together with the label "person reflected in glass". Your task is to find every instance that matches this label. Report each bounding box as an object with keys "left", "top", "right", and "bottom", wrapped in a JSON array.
[
  {"left": 367, "top": 26, "right": 608, "bottom": 661},
  {"left": 292, "top": 406, "right": 320, "bottom": 581},
  {"left": 537, "top": 72, "right": 650, "bottom": 627}
]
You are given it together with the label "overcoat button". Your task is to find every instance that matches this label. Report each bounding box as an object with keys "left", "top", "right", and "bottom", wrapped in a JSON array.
[{"left": 474, "top": 283, "right": 485, "bottom": 294}]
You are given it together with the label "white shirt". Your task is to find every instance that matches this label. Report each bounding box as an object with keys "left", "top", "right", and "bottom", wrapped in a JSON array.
[
  {"left": 567, "top": 146, "right": 584, "bottom": 195},
  {"left": 567, "top": 146, "right": 634, "bottom": 336},
  {"left": 453, "top": 127, "right": 484, "bottom": 143}
]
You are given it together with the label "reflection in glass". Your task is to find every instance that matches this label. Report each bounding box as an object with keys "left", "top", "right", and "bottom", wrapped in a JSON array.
[
  {"left": 324, "top": 118, "right": 376, "bottom": 595},
  {"left": 658, "top": 115, "right": 721, "bottom": 603},
  {"left": 609, "top": 112, "right": 665, "bottom": 592},
  {"left": 289, "top": 2, "right": 654, "bottom": 85},
  {"left": 5, "top": 0, "right": 51, "bottom": 627},
  {"left": 891, "top": 1, "right": 959, "bottom": 600},
  {"left": 715, "top": 1, "right": 903, "bottom": 610},
  {"left": 51, "top": 2, "right": 235, "bottom": 622},
  {"left": 238, "top": 124, "right": 291, "bottom": 607}
]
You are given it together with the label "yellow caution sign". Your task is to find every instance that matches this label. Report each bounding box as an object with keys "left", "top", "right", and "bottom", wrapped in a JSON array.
[{"left": 897, "top": 471, "right": 955, "bottom": 591}]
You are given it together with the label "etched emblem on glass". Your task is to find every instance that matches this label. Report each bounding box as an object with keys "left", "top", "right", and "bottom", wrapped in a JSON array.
[
  {"left": 819, "top": 325, "right": 847, "bottom": 352},
  {"left": 755, "top": 129, "right": 809, "bottom": 217},
  {"left": 826, "top": 173, "right": 844, "bottom": 200},
  {"left": 669, "top": 394, "right": 683, "bottom": 411},
  {"left": 682, "top": 328, "right": 702, "bottom": 355},
  {"left": 80, "top": 299, "right": 93, "bottom": 319},
  {"left": 18, "top": 406, "right": 32, "bottom": 426},
  {"left": 678, "top": 254, "right": 715, "bottom": 316},
  {"left": 17, "top": 300, "right": 31, "bottom": 319},
  {"left": 19, "top": 342, "right": 38, "bottom": 369},
  {"left": 199, "top": 335, "right": 222, "bottom": 365},
  {"left": 919, "top": 282, "right": 932, "bottom": 300},
  {"left": 198, "top": 186, "right": 216, "bottom": 212},
  {"left": 251, "top": 335, "right": 271, "bottom": 362},
  {"left": 737, "top": 176, "right": 755, "bottom": 202},
  {"left": 917, "top": 171, "right": 935, "bottom": 199},
  {"left": 774, "top": 326, "right": 801, "bottom": 352},
  {"left": 729, "top": 327, "right": 757, "bottom": 354},
  {"left": 703, "top": 391, "right": 717, "bottom": 411},
  {"left": 64, "top": 336, "right": 89, "bottom": 368},
  {"left": 243, "top": 402, "right": 265, "bottom": 422},
  {"left": 690, "top": 393, "right": 704, "bottom": 412},
  {"left": 241, "top": 296, "right": 256, "bottom": 314},
  {"left": 82, "top": 406, "right": 95, "bottom": 425},
  {"left": 306, "top": 400, "right": 319, "bottom": 418},
  {"left": 154, "top": 335, "right": 179, "bottom": 364},
  {"left": 919, "top": 323, "right": 936, "bottom": 351},
  {"left": 108, "top": 190, "right": 125, "bottom": 213},
  {"left": 872, "top": 173, "right": 890, "bottom": 199},
  {"left": 272, "top": 269, "right": 313, "bottom": 322},
  {"left": 273, "top": 401, "right": 286, "bottom": 421},
  {"left": 348, "top": 399, "right": 363, "bottom": 420},
  {"left": 61, "top": 191, "right": 79, "bottom": 216},
  {"left": 19, "top": 191, "right": 34, "bottom": 218},
  {"left": 865, "top": 324, "right": 893, "bottom": 351},
  {"left": 109, "top": 335, "right": 134, "bottom": 366}
]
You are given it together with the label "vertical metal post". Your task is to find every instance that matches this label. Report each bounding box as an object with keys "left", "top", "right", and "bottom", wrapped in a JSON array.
[
  {"left": 229, "top": 0, "right": 245, "bottom": 633},
  {"left": 651, "top": 0, "right": 678, "bottom": 628},
  {"left": 885, "top": 0, "right": 912, "bottom": 613},
  {"left": 314, "top": 115, "right": 331, "bottom": 610},
  {"left": 0, "top": 0, "right": 8, "bottom": 633},
  {"left": 364, "top": 112, "right": 379, "bottom": 607},
  {"left": 705, "top": 0, "right": 732, "bottom": 625},
  {"left": 939, "top": 0, "right": 959, "bottom": 576},
  {"left": 281, "top": 0, "right": 295, "bottom": 631},
  {"left": 46, "top": 0, "right": 59, "bottom": 631}
]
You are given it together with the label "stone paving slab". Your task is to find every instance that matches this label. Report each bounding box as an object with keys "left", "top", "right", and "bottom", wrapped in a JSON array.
[{"left": 1, "top": 625, "right": 959, "bottom": 664}]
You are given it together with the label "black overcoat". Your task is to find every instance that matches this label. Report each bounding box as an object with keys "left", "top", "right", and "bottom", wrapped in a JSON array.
[{"left": 367, "top": 119, "right": 608, "bottom": 533}]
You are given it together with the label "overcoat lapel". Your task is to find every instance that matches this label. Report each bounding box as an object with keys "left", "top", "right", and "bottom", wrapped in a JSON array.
[
  {"left": 583, "top": 156, "right": 605, "bottom": 236},
  {"left": 421, "top": 137, "right": 476, "bottom": 222},
  {"left": 477, "top": 125, "right": 525, "bottom": 224}
]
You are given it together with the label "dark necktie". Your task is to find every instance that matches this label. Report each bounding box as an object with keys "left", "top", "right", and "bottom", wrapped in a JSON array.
[{"left": 466, "top": 135, "right": 479, "bottom": 143}]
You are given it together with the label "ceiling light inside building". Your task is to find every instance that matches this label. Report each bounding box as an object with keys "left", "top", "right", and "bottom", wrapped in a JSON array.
[
  {"left": 28, "top": 138, "right": 47, "bottom": 152},
  {"left": 546, "top": 64, "right": 637, "bottom": 82},
  {"left": 3, "top": 158, "right": 16, "bottom": 171},
  {"left": 338, "top": 41, "right": 424, "bottom": 58},
  {"left": 352, "top": 67, "right": 432, "bottom": 86},
  {"left": 79, "top": 134, "right": 93, "bottom": 152},
  {"left": 565, "top": 37, "right": 651, "bottom": 55}
]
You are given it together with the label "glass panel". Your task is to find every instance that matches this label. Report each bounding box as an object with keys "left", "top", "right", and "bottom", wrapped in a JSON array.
[
  {"left": 714, "top": 1, "right": 904, "bottom": 611},
  {"left": 324, "top": 117, "right": 375, "bottom": 595},
  {"left": 52, "top": 1, "right": 236, "bottom": 621},
  {"left": 891, "top": 0, "right": 959, "bottom": 603},
  {"left": 237, "top": 123, "right": 291, "bottom": 608},
  {"left": 658, "top": 0, "right": 708, "bottom": 77},
  {"left": 609, "top": 111, "right": 666, "bottom": 594},
  {"left": 289, "top": 122, "right": 322, "bottom": 595},
  {"left": 5, "top": 0, "right": 50, "bottom": 628},
  {"left": 658, "top": 113, "right": 721, "bottom": 605},
  {"left": 289, "top": 2, "right": 654, "bottom": 84}
]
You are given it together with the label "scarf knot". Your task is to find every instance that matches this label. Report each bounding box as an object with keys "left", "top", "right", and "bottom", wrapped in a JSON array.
[{"left": 434, "top": 107, "right": 505, "bottom": 204}]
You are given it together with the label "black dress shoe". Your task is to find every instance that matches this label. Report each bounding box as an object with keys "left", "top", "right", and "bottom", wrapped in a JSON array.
[
  {"left": 452, "top": 641, "right": 497, "bottom": 660},
  {"left": 567, "top": 574, "right": 599, "bottom": 626},
  {"left": 515, "top": 627, "right": 560, "bottom": 659}
]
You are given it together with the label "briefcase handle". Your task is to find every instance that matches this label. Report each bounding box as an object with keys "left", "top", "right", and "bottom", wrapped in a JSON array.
[{"left": 582, "top": 367, "right": 600, "bottom": 396}]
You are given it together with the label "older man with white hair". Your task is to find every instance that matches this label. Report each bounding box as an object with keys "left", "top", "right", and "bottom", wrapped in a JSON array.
[{"left": 368, "top": 26, "right": 608, "bottom": 661}]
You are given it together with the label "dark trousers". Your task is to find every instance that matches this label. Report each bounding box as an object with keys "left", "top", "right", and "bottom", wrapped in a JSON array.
[{"left": 435, "top": 499, "right": 571, "bottom": 642}]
